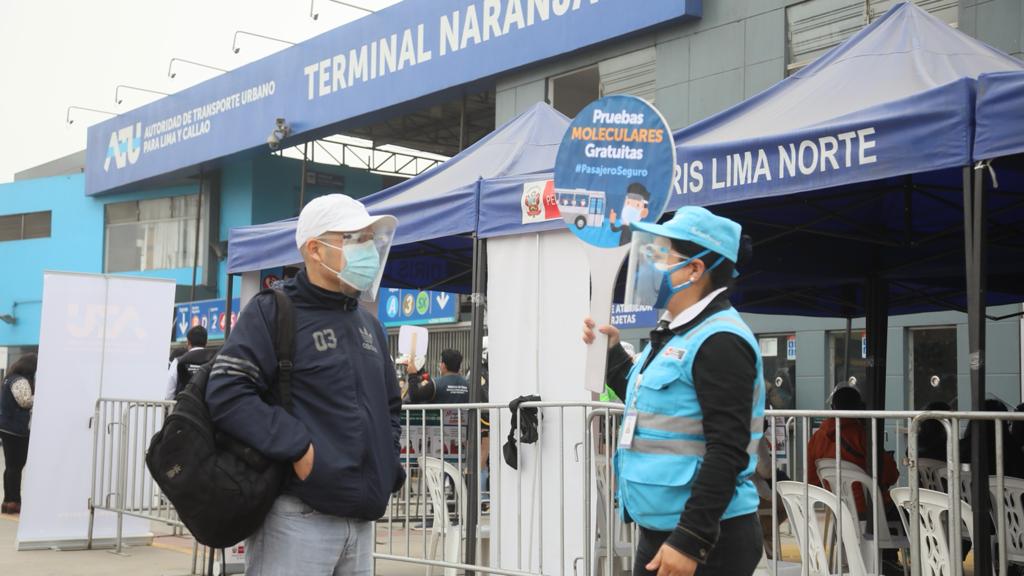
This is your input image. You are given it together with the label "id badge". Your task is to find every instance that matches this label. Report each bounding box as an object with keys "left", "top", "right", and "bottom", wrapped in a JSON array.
[{"left": 619, "top": 411, "right": 638, "bottom": 448}]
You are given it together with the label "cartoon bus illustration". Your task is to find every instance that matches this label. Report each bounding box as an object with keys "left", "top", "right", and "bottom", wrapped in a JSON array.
[{"left": 555, "top": 188, "right": 606, "bottom": 230}]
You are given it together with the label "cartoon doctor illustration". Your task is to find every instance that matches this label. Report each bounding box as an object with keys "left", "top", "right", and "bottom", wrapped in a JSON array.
[{"left": 609, "top": 183, "right": 650, "bottom": 246}]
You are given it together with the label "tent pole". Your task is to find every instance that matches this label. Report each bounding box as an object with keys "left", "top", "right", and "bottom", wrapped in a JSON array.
[
  {"left": 224, "top": 273, "right": 234, "bottom": 340},
  {"left": 844, "top": 317, "right": 852, "bottom": 386},
  {"left": 965, "top": 164, "right": 991, "bottom": 576},
  {"left": 299, "top": 142, "right": 309, "bottom": 212},
  {"left": 464, "top": 179, "right": 486, "bottom": 575},
  {"left": 863, "top": 275, "right": 888, "bottom": 489},
  {"left": 191, "top": 167, "right": 205, "bottom": 302}
]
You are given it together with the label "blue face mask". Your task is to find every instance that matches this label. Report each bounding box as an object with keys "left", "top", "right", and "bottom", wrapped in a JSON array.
[
  {"left": 319, "top": 240, "right": 381, "bottom": 292},
  {"left": 620, "top": 205, "right": 642, "bottom": 225},
  {"left": 652, "top": 249, "right": 726, "bottom": 309}
]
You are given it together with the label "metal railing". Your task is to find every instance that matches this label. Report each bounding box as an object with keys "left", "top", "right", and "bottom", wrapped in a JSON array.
[
  {"left": 87, "top": 398, "right": 208, "bottom": 574},
  {"left": 763, "top": 408, "right": 1024, "bottom": 576},
  {"left": 85, "top": 395, "right": 1024, "bottom": 576},
  {"left": 374, "top": 401, "right": 628, "bottom": 576}
]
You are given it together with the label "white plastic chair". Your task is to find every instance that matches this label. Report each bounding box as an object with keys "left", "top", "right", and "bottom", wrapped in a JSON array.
[
  {"left": 988, "top": 476, "right": 1024, "bottom": 567},
  {"left": 777, "top": 481, "right": 873, "bottom": 576},
  {"left": 816, "top": 459, "right": 909, "bottom": 573},
  {"left": 890, "top": 487, "right": 975, "bottom": 576},
  {"left": 421, "top": 456, "right": 467, "bottom": 576},
  {"left": 935, "top": 464, "right": 972, "bottom": 505},
  {"left": 916, "top": 459, "right": 947, "bottom": 492}
]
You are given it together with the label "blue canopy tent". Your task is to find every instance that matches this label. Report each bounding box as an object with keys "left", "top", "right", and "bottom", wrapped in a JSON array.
[
  {"left": 225, "top": 101, "right": 569, "bottom": 293},
  {"left": 668, "top": 2, "right": 1022, "bottom": 318},
  {"left": 662, "top": 5, "right": 1023, "bottom": 572}
]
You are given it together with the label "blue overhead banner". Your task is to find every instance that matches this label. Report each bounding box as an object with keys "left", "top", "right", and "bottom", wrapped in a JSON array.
[
  {"left": 975, "top": 71, "right": 1024, "bottom": 161},
  {"left": 378, "top": 288, "right": 459, "bottom": 327},
  {"left": 86, "top": 0, "right": 701, "bottom": 196},
  {"left": 174, "top": 298, "right": 241, "bottom": 342},
  {"left": 667, "top": 3, "right": 1022, "bottom": 212}
]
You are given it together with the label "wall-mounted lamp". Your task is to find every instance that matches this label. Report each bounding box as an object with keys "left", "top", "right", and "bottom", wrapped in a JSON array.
[
  {"left": 232, "top": 31, "right": 295, "bottom": 54},
  {"left": 66, "top": 106, "right": 116, "bottom": 125}
]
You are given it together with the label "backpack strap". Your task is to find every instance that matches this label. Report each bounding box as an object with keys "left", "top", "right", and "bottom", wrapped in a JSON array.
[{"left": 257, "top": 288, "right": 296, "bottom": 412}]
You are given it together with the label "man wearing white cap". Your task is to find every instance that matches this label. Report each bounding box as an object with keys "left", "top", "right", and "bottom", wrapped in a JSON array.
[{"left": 206, "top": 194, "right": 404, "bottom": 575}]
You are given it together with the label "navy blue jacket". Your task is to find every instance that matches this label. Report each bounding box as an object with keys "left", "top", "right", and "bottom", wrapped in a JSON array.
[
  {"left": 206, "top": 271, "right": 403, "bottom": 520},
  {"left": 433, "top": 374, "right": 471, "bottom": 404},
  {"left": 0, "top": 375, "right": 32, "bottom": 436}
]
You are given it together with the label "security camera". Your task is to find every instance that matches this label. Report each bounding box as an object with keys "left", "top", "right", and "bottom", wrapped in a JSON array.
[{"left": 267, "top": 118, "right": 291, "bottom": 150}]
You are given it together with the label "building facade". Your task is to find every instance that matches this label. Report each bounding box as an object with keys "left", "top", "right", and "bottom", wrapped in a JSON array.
[{"left": 2, "top": 0, "right": 1021, "bottom": 406}]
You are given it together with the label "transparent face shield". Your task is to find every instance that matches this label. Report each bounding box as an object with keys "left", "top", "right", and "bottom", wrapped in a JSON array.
[
  {"left": 321, "top": 219, "right": 396, "bottom": 302},
  {"left": 356, "top": 219, "right": 396, "bottom": 302},
  {"left": 624, "top": 231, "right": 679, "bottom": 308}
]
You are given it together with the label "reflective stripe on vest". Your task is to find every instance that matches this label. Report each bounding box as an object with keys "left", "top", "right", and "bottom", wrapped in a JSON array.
[
  {"left": 636, "top": 412, "right": 765, "bottom": 439},
  {"left": 631, "top": 433, "right": 763, "bottom": 457}
]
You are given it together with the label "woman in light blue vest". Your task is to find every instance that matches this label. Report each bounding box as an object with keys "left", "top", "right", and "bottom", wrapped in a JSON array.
[{"left": 584, "top": 206, "right": 765, "bottom": 576}]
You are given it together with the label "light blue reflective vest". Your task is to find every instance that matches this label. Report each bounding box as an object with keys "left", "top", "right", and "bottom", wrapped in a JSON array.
[{"left": 615, "top": 307, "right": 765, "bottom": 531}]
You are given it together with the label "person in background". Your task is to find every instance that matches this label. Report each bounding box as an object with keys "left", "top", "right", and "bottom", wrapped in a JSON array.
[
  {"left": 960, "top": 398, "right": 1023, "bottom": 479},
  {"left": 169, "top": 346, "right": 187, "bottom": 367},
  {"left": 807, "top": 386, "right": 900, "bottom": 513},
  {"left": 165, "top": 326, "right": 214, "bottom": 400},
  {"left": 407, "top": 349, "right": 471, "bottom": 404},
  {"left": 1, "top": 353, "right": 38, "bottom": 515},
  {"left": 917, "top": 400, "right": 952, "bottom": 461},
  {"left": 1012, "top": 403, "right": 1024, "bottom": 464},
  {"left": 399, "top": 355, "right": 433, "bottom": 404}
]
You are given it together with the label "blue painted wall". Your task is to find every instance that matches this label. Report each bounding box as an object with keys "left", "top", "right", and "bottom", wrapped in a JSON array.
[
  {"left": 0, "top": 174, "right": 103, "bottom": 346},
  {"left": 0, "top": 153, "right": 385, "bottom": 348}
]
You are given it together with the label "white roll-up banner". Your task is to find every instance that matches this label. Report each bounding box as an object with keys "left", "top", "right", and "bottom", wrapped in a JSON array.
[{"left": 17, "top": 272, "right": 175, "bottom": 550}]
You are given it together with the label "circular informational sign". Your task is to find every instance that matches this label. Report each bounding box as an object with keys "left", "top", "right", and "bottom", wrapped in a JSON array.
[
  {"left": 402, "top": 294, "right": 415, "bottom": 317},
  {"left": 553, "top": 95, "right": 676, "bottom": 248},
  {"left": 416, "top": 291, "right": 430, "bottom": 315},
  {"left": 386, "top": 294, "right": 400, "bottom": 319},
  {"left": 219, "top": 312, "right": 226, "bottom": 331}
]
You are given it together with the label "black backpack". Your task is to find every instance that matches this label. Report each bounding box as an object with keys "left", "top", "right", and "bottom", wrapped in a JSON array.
[{"left": 146, "top": 289, "right": 295, "bottom": 548}]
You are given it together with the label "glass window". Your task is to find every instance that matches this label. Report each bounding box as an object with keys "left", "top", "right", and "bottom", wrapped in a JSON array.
[
  {"left": 0, "top": 211, "right": 52, "bottom": 242},
  {"left": 22, "top": 211, "right": 51, "bottom": 239},
  {"left": 0, "top": 214, "right": 21, "bottom": 241},
  {"left": 758, "top": 333, "right": 797, "bottom": 410},
  {"left": 104, "top": 195, "right": 204, "bottom": 273},
  {"left": 786, "top": 0, "right": 958, "bottom": 74},
  {"left": 907, "top": 326, "right": 958, "bottom": 410},
  {"left": 829, "top": 330, "right": 869, "bottom": 404},
  {"left": 549, "top": 66, "right": 600, "bottom": 118}
]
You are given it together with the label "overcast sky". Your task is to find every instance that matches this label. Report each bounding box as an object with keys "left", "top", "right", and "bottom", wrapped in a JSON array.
[{"left": 0, "top": 0, "right": 401, "bottom": 183}]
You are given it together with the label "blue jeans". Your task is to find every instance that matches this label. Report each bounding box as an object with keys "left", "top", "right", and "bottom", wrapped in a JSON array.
[{"left": 245, "top": 495, "right": 373, "bottom": 576}]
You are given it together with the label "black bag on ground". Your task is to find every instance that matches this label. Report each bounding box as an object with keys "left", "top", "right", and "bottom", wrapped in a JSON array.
[{"left": 146, "top": 289, "right": 295, "bottom": 548}]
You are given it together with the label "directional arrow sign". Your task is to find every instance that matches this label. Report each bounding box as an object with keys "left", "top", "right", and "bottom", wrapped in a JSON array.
[
  {"left": 436, "top": 293, "right": 450, "bottom": 309},
  {"left": 177, "top": 308, "right": 189, "bottom": 336}
]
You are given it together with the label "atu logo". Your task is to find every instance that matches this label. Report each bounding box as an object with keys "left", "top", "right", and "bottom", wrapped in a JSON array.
[{"left": 104, "top": 123, "right": 143, "bottom": 172}]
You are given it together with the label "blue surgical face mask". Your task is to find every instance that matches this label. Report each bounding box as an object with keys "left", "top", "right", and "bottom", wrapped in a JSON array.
[
  {"left": 318, "top": 240, "right": 381, "bottom": 292},
  {"left": 651, "top": 248, "right": 727, "bottom": 309}
]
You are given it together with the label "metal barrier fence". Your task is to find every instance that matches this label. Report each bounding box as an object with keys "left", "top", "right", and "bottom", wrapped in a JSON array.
[
  {"left": 763, "top": 409, "right": 1024, "bottom": 576},
  {"left": 87, "top": 398, "right": 211, "bottom": 575},
  {"left": 84, "top": 396, "right": 1024, "bottom": 576},
  {"left": 374, "top": 401, "right": 628, "bottom": 576}
]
